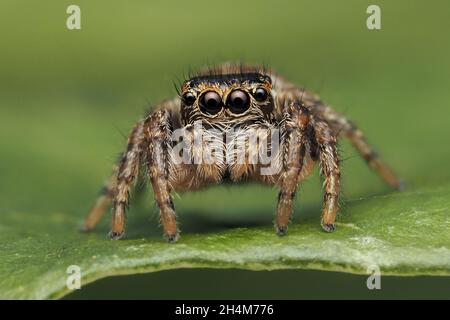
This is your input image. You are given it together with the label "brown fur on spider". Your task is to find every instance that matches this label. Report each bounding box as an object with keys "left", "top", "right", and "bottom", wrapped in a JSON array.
[{"left": 81, "top": 63, "right": 402, "bottom": 242}]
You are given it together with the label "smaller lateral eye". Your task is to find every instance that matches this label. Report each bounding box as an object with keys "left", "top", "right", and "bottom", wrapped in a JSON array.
[
  {"left": 254, "top": 88, "right": 268, "bottom": 102},
  {"left": 183, "top": 92, "right": 196, "bottom": 106}
]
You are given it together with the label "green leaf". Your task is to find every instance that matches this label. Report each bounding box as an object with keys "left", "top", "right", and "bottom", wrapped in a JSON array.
[
  {"left": 1, "top": 182, "right": 449, "bottom": 299},
  {"left": 2, "top": 0, "right": 450, "bottom": 301}
]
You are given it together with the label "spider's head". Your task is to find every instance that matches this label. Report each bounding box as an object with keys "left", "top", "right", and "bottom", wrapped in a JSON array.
[{"left": 179, "top": 70, "right": 274, "bottom": 120}]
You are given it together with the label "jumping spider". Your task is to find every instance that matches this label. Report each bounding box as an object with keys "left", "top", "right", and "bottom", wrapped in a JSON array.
[{"left": 82, "top": 63, "right": 402, "bottom": 242}]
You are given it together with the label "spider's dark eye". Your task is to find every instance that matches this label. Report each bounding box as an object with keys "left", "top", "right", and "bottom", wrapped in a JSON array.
[
  {"left": 227, "top": 90, "right": 250, "bottom": 114},
  {"left": 183, "top": 92, "right": 196, "bottom": 106},
  {"left": 254, "top": 88, "right": 268, "bottom": 102},
  {"left": 199, "top": 91, "right": 223, "bottom": 115}
]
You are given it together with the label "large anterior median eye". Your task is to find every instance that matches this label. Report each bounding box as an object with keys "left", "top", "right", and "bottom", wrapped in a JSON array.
[
  {"left": 199, "top": 91, "right": 223, "bottom": 115},
  {"left": 227, "top": 90, "right": 250, "bottom": 114}
]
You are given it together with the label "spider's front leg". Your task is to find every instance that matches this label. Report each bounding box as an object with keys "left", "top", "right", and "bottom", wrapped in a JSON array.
[
  {"left": 275, "top": 102, "right": 309, "bottom": 235},
  {"left": 144, "top": 109, "right": 179, "bottom": 242},
  {"left": 312, "top": 116, "right": 341, "bottom": 232}
]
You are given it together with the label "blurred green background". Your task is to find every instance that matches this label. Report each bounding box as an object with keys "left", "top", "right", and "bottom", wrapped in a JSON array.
[{"left": 1, "top": 0, "right": 449, "bottom": 298}]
